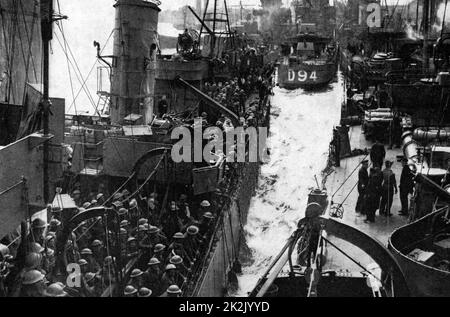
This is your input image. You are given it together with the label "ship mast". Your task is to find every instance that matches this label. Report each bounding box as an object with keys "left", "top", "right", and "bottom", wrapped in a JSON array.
[
  {"left": 423, "top": 0, "right": 430, "bottom": 71},
  {"left": 41, "top": 0, "right": 53, "bottom": 204}
]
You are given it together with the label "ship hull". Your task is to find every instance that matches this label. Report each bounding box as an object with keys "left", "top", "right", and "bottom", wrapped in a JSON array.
[
  {"left": 277, "top": 61, "right": 337, "bottom": 90},
  {"left": 388, "top": 209, "right": 450, "bottom": 297}
]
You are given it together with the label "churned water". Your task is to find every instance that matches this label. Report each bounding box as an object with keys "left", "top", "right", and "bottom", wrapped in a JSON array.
[{"left": 235, "top": 76, "right": 344, "bottom": 296}]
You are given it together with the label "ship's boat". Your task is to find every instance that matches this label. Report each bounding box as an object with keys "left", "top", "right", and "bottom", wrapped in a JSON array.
[
  {"left": 249, "top": 190, "right": 410, "bottom": 297},
  {"left": 278, "top": 34, "right": 338, "bottom": 90}
]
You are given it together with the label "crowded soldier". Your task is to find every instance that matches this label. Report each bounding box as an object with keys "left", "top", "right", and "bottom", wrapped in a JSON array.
[{"left": 0, "top": 45, "right": 274, "bottom": 298}]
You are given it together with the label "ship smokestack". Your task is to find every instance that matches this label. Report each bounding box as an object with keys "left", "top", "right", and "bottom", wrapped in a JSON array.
[{"left": 110, "top": 0, "right": 160, "bottom": 125}]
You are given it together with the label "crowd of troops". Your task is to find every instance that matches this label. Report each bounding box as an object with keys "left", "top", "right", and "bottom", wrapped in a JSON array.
[
  {"left": 356, "top": 140, "right": 415, "bottom": 223},
  {"left": 0, "top": 187, "right": 218, "bottom": 297}
]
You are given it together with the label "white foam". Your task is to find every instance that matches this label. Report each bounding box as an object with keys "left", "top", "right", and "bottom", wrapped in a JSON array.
[{"left": 235, "top": 76, "right": 344, "bottom": 296}]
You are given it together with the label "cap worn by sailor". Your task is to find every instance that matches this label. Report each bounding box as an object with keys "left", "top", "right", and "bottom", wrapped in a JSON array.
[
  {"left": 81, "top": 248, "right": 93, "bottom": 256},
  {"left": 32, "top": 218, "right": 47, "bottom": 229},
  {"left": 148, "top": 257, "right": 161, "bottom": 266},
  {"left": 165, "top": 264, "right": 176, "bottom": 271},
  {"left": 173, "top": 232, "right": 185, "bottom": 240},
  {"left": 91, "top": 240, "right": 103, "bottom": 248},
  {"left": 84, "top": 272, "right": 96, "bottom": 283},
  {"left": 138, "top": 287, "right": 152, "bottom": 298},
  {"left": 170, "top": 255, "right": 183, "bottom": 265},
  {"left": 154, "top": 244, "right": 166, "bottom": 253},
  {"left": 22, "top": 269, "right": 45, "bottom": 286},
  {"left": 203, "top": 212, "right": 214, "bottom": 219},
  {"left": 45, "top": 283, "right": 68, "bottom": 297},
  {"left": 187, "top": 225, "right": 199, "bottom": 236},
  {"left": 130, "top": 268, "right": 143, "bottom": 278},
  {"left": 124, "top": 285, "right": 137, "bottom": 297},
  {"left": 200, "top": 200, "right": 211, "bottom": 208},
  {"left": 30, "top": 242, "right": 45, "bottom": 254},
  {"left": 166, "top": 285, "right": 182, "bottom": 295}
]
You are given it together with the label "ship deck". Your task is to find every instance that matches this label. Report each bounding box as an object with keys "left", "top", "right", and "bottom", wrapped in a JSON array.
[{"left": 323, "top": 125, "right": 407, "bottom": 274}]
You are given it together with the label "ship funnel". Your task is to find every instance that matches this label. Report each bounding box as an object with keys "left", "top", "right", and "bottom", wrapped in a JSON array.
[{"left": 110, "top": 0, "right": 161, "bottom": 125}]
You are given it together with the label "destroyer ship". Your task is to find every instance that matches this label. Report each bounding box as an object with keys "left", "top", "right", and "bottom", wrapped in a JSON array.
[
  {"left": 277, "top": 0, "right": 338, "bottom": 90},
  {"left": 0, "top": 0, "right": 274, "bottom": 297}
]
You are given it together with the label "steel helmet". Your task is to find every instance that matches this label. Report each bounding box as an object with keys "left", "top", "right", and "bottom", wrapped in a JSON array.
[
  {"left": 167, "top": 285, "right": 182, "bottom": 294},
  {"left": 129, "top": 199, "right": 138, "bottom": 208},
  {"left": 30, "top": 242, "right": 44, "bottom": 254},
  {"left": 78, "top": 259, "right": 88, "bottom": 266},
  {"left": 137, "top": 287, "right": 152, "bottom": 298},
  {"left": 22, "top": 270, "right": 45, "bottom": 285},
  {"left": 31, "top": 218, "right": 47, "bottom": 229},
  {"left": 148, "top": 226, "right": 160, "bottom": 234},
  {"left": 138, "top": 218, "right": 148, "bottom": 226},
  {"left": 170, "top": 255, "right": 183, "bottom": 265},
  {"left": 173, "top": 232, "right": 184, "bottom": 240},
  {"left": 154, "top": 244, "right": 165, "bottom": 253},
  {"left": 82, "top": 202, "right": 91, "bottom": 209},
  {"left": 45, "top": 283, "right": 68, "bottom": 297},
  {"left": 147, "top": 258, "right": 161, "bottom": 266},
  {"left": 80, "top": 248, "right": 93, "bottom": 255},
  {"left": 84, "top": 272, "right": 96, "bottom": 283},
  {"left": 130, "top": 269, "right": 143, "bottom": 278},
  {"left": 203, "top": 212, "right": 214, "bottom": 219},
  {"left": 124, "top": 285, "right": 137, "bottom": 296},
  {"left": 165, "top": 264, "right": 176, "bottom": 271},
  {"left": 24, "top": 252, "right": 42, "bottom": 269},
  {"left": 200, "top": 200, "right": 211, "bottom": 207},
  {"left": 120, "top": 220, "right": 129, "bottom": 227},
  {"left": 91, "top": 240, "right": 103, "bottom": 247},
  {"left": 187, "top": 226, "right": 199, "bottom": 235}
]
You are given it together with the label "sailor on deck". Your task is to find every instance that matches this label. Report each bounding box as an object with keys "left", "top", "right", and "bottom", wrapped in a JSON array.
[
  {"left": 356, "top": 160, "right": 369, "bottom": 215},
  {"left": 380, "top": 161, "right": 398, "bottom": 217},
  {"left": 399, "top": 158, "right": 414, "bottom": 216},
  {"left": 370, "top": 139, "right": 386, "bottom": 169}
]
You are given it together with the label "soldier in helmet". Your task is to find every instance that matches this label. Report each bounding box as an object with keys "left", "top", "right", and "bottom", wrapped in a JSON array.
[
  {"left": 148, "top": 226, "right": 167, "bottom": 247},
  {"left": 153, "top": 244, "right": 166, "bottom": 264},
  {"left": 43, "top": 282, "right": 68, "bottom": 297},
  {"left": 167, "top": 233, "right": 192, "bottom": 266},
  {"left": 91, "top": 240, "right": 105, "bottom": 267},
  {"left": 169, "top": 255, "right": 190, "bottom": 280},
  {"left": 20, "top": 270, "right": 47, "bottom": 297},
  {"left": 143, "top": 257, "right": 162, "bottom": 294},
  {"left": 128, "top": 268, "right": 144, "bottom": 290},
  {"left": 161, "top": 284, "right": 182, "bottom": 297},
  {"left": 185, "top": 226, "right": 201, "bottom": 261},
  {"left": 161, "top": 201, "right": 184, "bottom": 238},
  {"left": 137, "top": 287, "right": 152, "bottom": 298},
  {"left": 160, "top": 264, "right": 178, "bottom": 293},
  {"left": 123, "top": 285, "right": 138, "bottom": 298},
  {"left": 80, "top": 248, "right": 101, "bottom": 275},
  {"left": 101, "top": 256, "right": 116, "bottom": 289},
  {"left": 198, "top": 212, "right": 215, "bottom": 241},
  {"left": 28, "top": 218, "right": 47, "bottom": 246},
  {"left": 126, "top": 237, "right": 139, "bottom": 260}
]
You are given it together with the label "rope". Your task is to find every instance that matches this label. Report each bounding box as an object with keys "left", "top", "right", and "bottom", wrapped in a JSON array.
[{"left": 331, "top": 154, "right": 370, "bottom": 201}]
